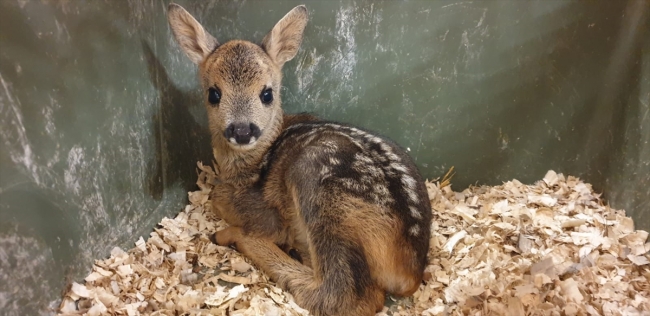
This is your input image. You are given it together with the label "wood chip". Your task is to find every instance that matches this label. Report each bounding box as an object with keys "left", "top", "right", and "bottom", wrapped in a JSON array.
[{"left": 57, "top": 165, "right": 650, "bottom": 315}]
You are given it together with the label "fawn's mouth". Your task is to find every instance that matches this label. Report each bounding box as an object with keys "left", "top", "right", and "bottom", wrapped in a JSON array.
[
  {"left": 228, "top": 136, "right": 258, "bottom": 146},
  {"left": 225, "top": 136, "right": 260, "bottom": 151}
]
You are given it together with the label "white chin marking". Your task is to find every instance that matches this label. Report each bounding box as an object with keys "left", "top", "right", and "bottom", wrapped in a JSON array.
[{"left": 228, "top": 137, "right": 258, "bottom": 148}]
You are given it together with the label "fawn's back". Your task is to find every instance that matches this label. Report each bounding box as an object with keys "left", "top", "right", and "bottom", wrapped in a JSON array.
[
  {"left": 167, "top": 4, "right": 432, "bottom": 315},
  {"left": 261, "top": 119, "right": 432, "bottom": 289}
]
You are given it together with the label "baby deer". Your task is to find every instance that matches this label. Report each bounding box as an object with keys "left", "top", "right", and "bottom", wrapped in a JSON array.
[{"left": 167, "top": 4, "right": 432, "bottom": 315}]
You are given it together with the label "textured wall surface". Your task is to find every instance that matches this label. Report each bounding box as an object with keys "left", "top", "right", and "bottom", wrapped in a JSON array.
[{"left": 0, "top": 0, "right": 648, "bottom": 314}]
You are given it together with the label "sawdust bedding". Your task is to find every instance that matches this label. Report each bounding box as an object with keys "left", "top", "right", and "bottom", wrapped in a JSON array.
[{"left": 57, "top": 163, "right": 650, "bottom": 316}]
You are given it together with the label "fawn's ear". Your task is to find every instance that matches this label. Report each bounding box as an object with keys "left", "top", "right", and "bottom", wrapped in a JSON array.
[
  {"left": 261, "top": 5, "right": 309, "bottom": 67},
  {"left": 167, "top": 3, "right": 219, "bottom": 64}
]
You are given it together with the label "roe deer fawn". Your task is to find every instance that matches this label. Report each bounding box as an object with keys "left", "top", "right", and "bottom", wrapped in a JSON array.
[{"left": 167, "top": 3, "right": 432, "bottom": 315}]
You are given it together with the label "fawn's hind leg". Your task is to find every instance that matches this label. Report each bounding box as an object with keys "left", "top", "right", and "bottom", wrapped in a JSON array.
[{"left": 214, "top": 226, "right": 385, "bottom": 316}]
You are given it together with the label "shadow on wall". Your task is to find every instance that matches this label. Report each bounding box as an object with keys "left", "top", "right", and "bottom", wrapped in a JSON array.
[{"left": 141, "top": 41, "right": 213, "bottom": 200}]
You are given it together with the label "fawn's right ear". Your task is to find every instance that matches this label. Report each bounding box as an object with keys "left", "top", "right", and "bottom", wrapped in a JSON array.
[
  {"left": 167, "top": 3, "right": 219, "bottom": 64},
  {"left": 261, "top": 5, "right": 309, "bottom": 68}
]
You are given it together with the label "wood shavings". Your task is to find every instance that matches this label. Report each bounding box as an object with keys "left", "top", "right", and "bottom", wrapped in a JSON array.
[
  {"left": 400, "top": 170, "right": 650, "bottom": 316},
  {"left": 71, "top": 282, "right": 91, "bottom": 298},
  {"left": 56, "top": 162, "right": 307, "bottom": 316},
  {"left": 57, "top": 166, "right": 650, "bottom": 315}
]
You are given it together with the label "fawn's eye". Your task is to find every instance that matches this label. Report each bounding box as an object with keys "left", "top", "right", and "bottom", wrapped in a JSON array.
[
  {"left": 208, "top": 87, "right": 221, "bottom": 106},
  {"left": 260, "top": 88, "right": 273, "bottom": 105}
]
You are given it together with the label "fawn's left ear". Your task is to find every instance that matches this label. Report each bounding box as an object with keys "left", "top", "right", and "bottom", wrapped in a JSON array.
[
  {"left": 261, "top": 5, "right": 309, "bottom": 68},
  {"left": 167, "top": 3, "right": 219, "bottom": 65}
]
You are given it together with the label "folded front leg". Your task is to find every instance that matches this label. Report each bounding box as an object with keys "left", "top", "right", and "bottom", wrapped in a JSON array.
[
  {"left": 213, "top": 226, "right": 312, "bottom": 286},
  {"left": 213, "top": 226, "right": 384, "bottom": 316}
]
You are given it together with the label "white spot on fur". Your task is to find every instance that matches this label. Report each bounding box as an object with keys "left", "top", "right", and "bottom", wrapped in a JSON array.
[
  {"left": 379, "top": 142, "right": 393, "bottom": 153},
  {"left": 401, "top": 175, "right": 416, "bottom": 190},
  {"left": 390, "top": 162, "right": 407, "bottom": 173},
  {"left": 386, "top": 152, "right": 401, "bottom": 162},
  {"left": 409, "top": 206, "right": 422, "bottom": 219},
  {"left": 375, "top": 184, "right": 389, "bottom": 197},
  {"left": 320, "top": 165, "right": 331, "bottom": 178},
  {"left": 306, "top": 150, "right": 319, "bottom": 160},
  {"left": 407, "top": 190, "right": 420, "bottom": 204},
  {"left": 329, "top": 157, "right": 341, "bottom": 165},
  {"left": 322, "top": 141, "right": 338, "bottom": 154},
  {"left": 363, "top": 134, "right": 384, "bottom": 147},
  {"left": 409, "top": 225, "right": 420, "bottom": 236},
  {"left": 340, "top": 178, "right": 357, "bottom": 190},
  {"left": 323, "top": 140, "right": 338, "bottom": 149},
  {"left": 324, "top": 123, "right": 342, "bottom": 130},
  {"left": 354, "top": 153, "right": 373, "bottom": 164},
  {"left": 303, "top": 134, "right": 318, "bottom": 145}
]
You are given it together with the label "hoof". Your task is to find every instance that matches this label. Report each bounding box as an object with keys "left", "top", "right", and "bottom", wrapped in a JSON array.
[{"left": 209, "top": 232, "right": 218, "bottom": 245}]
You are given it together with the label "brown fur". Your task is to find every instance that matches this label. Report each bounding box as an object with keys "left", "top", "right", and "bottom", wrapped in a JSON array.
[{"left": 167, "top": 4, "right": 432, "bottom": 315}]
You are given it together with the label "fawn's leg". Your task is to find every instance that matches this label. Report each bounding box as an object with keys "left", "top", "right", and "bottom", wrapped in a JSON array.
[{"left": 214, "top": 226, "right": 384, "bottom": 316}]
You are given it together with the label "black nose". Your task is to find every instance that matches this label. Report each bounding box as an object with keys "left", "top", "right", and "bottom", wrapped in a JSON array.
[{"left": 224, "top": 123, "right": 261, "bottom": 145}]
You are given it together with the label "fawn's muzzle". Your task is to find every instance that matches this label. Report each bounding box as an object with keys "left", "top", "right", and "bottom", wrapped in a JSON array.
[{"left": 224, "top": 123, "right": 261, "bottom": 145}]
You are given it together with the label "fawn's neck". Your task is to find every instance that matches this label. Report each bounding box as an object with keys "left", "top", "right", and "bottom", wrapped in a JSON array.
[{"left": 212, "top": 113, "right": 284, "bottom": 187}]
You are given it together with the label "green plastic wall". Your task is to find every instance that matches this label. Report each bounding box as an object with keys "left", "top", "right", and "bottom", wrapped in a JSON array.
[{"left": 0, "top": 0, "right": 648, "bottom": 314}]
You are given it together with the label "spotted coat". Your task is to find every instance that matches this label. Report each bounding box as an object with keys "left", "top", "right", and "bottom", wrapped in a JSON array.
[{"left": 259, "top": 119, "right": 432, "bottom": 260}]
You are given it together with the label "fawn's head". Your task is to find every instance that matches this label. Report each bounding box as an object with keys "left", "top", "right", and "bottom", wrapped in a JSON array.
[{"left": 167, "top": 3, "right": 308, "bottom": 151}]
